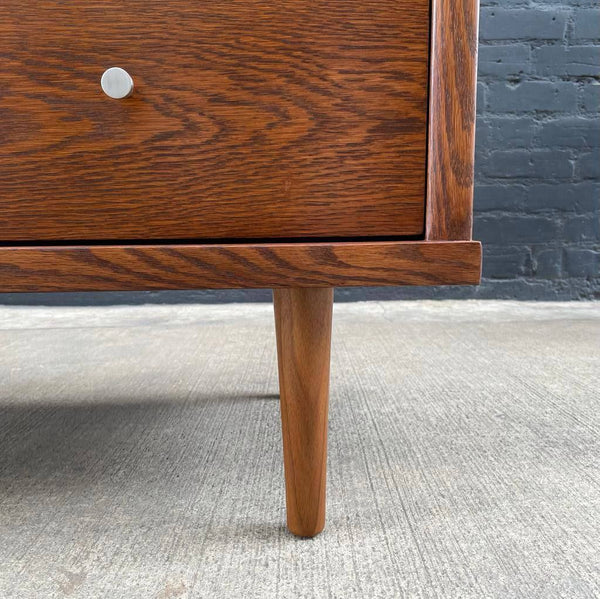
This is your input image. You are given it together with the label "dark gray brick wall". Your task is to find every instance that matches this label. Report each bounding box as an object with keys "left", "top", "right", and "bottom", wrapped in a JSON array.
[
  {"left": 1, "top": 0, "right": 598, "bottom": 305},
  {"left": 472, "top": 0, "right": 600, "bottom": 300}
]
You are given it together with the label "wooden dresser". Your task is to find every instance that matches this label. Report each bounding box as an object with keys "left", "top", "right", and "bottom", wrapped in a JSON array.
[{"left": 0, "top": 0, "right": 481, "bottom": 537}]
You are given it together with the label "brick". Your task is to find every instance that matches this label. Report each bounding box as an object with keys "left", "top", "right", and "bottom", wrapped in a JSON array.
[
  {"left": 488, "top": 82, "right": 578, "bottom": 113},
  {"left": 572, "top": 9, "right": 600, "bottom": 39},
  {"left": 564, "top": 215, "right": 600, "bottom": 242},
  {"left": 526, "top": 182, "right": 600, "bottom": 213},
  {"left": 478, "top": 44, "right": 530, "bottom": 77},
  {"left": 533, "top": 248, "right": 562, "bottom": 279},
  {"left": 539, "top": 118, "right": 600, "bottom": 148},
  {"left": 583, "top": 84, "right": 600, "bottom": 112},
  {"left": 483, "top": 151, "right": 531, "bottom": 178},
  {"left": 479, "top": 8, "right": 567, "bottom": 40},
  {"left": 482, "top": 246, "right": 532, "bottom": 278},
  {"left": 480, "top": 0, "right": 529, "bottom": 7},
  {"left": 474, "top": 215, "right": 560, "bottom": 244},
  {"left": 487, "top": 116, "right": 534, "bottom": 147},
  {"left": 475, "top": 118, "right": 490, "bottom": 149},
  {"left": 534, "top": 45, "right": 600, "bottom": 78},
  {"left": 482, "top": 149, "right": 573, "bottom": 179},
  {"left": 474, "top": 184, "right": 526, "bottom": 211},
  {"left": 564, "top": 248, "right": 599, "bottom": 278},
  {"left": 543, "top": 0, "right": 597, "bottom": 5},
  {"left": 577, "top": 149, "right": 600, "bottom": 179},
  {"left": 477, "top": 82, "right": 486, "bottom": 113}
]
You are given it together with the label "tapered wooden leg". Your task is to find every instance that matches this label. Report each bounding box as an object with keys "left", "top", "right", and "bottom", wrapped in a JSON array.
[{"left": 273, "top": 287, "right": 333, "bottom": 538}]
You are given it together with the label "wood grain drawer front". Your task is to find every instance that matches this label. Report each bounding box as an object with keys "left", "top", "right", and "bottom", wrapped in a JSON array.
[{"left": 0, "top": 1, "right": 430, "bottom": 242}]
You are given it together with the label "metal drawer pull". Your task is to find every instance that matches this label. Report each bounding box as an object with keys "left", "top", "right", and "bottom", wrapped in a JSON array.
[{"left": 101, "top": 67, "right": 134, "bottom": 99}]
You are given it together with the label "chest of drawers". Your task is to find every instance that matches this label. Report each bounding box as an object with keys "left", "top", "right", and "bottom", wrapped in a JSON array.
[{"left": 0, "top": 0, "right": 481, "bottom": 537}]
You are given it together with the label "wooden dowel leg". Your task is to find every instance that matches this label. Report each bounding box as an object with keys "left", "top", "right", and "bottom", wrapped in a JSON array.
[{"left": 273, "top": 287, "right": 333, "bottom": 537}]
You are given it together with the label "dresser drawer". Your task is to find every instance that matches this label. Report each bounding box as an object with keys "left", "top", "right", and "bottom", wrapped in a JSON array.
[{"left": 0, "top": 0, "right": 429, "bottom": 242}]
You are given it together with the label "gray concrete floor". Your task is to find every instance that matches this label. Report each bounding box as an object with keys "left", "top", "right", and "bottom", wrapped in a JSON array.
[{"left": 0, "top": 300, "right": 599, "bottom": 599}]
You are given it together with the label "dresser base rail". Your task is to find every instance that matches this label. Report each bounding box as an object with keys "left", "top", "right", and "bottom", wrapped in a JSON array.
[{"left": 0, "top": 240, "right": 481, "bottom": 292}]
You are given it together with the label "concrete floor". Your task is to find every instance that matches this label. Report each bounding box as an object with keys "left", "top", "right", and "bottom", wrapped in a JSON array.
[{"left": 0, "top": 300, "right": 599, "bottom": 599}]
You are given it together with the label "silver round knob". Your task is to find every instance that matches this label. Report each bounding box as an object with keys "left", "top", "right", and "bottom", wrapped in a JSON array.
[{"left": 101, "top": 67, "right": 134, "bottom": 99}]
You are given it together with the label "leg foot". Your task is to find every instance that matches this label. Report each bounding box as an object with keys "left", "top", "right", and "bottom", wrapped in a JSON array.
[{"left": 273, "top": 287, "right": 333, "bottom": 538}]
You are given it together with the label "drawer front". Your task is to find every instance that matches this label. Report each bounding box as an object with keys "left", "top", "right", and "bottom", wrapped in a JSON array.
[{"left": 0, "top": 1, "right": 429, "bottom": 242}]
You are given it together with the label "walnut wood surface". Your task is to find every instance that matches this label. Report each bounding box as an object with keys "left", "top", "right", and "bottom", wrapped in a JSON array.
[
  {"left": 274, "top": 287, "right": 333, "bottom": 537},
  {"left": 0, "top": 0, "right": 429, "bottom": 241},
  {"left": 426, "top": 0, "right": 480, "bottom": 241},
  {"left": 0, "top": 241, "right": 481, "bottom": 292}
]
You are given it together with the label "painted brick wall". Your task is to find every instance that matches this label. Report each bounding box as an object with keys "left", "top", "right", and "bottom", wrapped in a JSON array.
[
  {"left": 472, "top": 0, "right": 600, "bottom": 300},
  {"left": 1, "top": 0, "right": 599, "bottom": 305}
]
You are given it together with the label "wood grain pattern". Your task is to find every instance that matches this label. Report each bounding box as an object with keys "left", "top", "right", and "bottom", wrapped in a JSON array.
[
  {"left": 0, "top": 0, "right": 429, "bottom": 241},
  {"left": 426, "top": 0, "right": 480, "bottom": 241},
  {"left": 0, "top": 241, "right": 482, "bottom": 292},
  {"left": 274, "top": 287, "right": 333, "bottom": 537}
]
